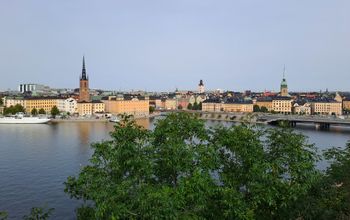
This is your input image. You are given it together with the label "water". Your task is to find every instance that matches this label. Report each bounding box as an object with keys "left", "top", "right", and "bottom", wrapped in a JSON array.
[{"left": 0, "top": 119, "right": 349, "bottom": 219}]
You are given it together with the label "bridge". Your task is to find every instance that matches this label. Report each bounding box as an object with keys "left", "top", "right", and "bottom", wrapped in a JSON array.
[
  {"left": 257, "top": 114, "right": 350, "bottom": 129},
  {"left": 163, "top": 110, "right": 350, "bottom": 130}
]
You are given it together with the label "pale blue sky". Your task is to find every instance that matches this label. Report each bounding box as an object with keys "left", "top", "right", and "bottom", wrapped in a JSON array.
[{"left": 0, "top": 0, "right": 349, "bottom": 92}]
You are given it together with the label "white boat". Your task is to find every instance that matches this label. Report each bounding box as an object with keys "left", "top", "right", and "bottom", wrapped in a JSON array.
[
  {"left": 109, "top": 116, "right": 120, "bottom": 123},
  {"left": 0, "top": 113, "right": 51, "bottom": 124}
]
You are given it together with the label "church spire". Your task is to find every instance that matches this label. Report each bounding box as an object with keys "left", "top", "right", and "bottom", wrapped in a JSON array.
[{"left": 81, "top": 56, "right": 88, "bottom": 80}]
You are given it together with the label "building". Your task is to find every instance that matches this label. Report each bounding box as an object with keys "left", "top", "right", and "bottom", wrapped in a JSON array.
[
  {"left": 25, "top": 97, "right": 63, "bottom": 113},
  {"left": 202, "top": 98, "right": 253, "bottom": 113},
  {"left": 102, "top": 95, "right": 149, "bottom": 117},
  {"left": 272, "top": 97, "right": 292, "bottom": 113},
  {"left": 77, "top": 101, "right": 105, "bottom": 116},
  {"left": 280, "top": 67, "right": 289, "bottom": 97},
  {"left": 162, "top": 98, "right": 177, "bottom": 110},
  {"left": 343, "top": 97, "right": 350, "bottom": 111},
  {"left": 309, "top": 100, "right": 342, "bottom": 116},
  {"left": 293, "top": 102, "right": 311, "bottom": 115},
  {"left": 79, "top": 56, "right": 90, "bottom": 102},
  {"left": 255, "top": 98, "right": 273, "bottom": 112},
  {"left": 198, "top": 80, "right": 205, "bottom": 94},
  {"left": 64, "top": 98, "right": 78, "bottom": 114},
  {"left": 3, "top": 96, "right": 25, "bottom": 108}
]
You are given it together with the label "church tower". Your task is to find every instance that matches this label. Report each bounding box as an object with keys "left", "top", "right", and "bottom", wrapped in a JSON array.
[
  {"left": 79, "top": 56, "right": 90, "bottom": 102},
  {"left": 198, "top": 79, "right": 205, "bottom": 93},
  {"left": 280, "top": 66, "right": 288, "bottom": 97}
]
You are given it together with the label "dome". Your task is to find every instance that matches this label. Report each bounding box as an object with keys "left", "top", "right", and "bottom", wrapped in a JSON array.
[{"left": 280, "top": 78, "right": 288, "bottom": 87}]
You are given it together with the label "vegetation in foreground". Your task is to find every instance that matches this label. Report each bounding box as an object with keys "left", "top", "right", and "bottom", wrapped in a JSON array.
[{"left": 61, "top": 112, "right": 350, "bottom": 219}]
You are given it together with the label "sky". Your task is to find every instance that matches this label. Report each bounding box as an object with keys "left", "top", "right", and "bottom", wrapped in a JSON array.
[{"left": 0, "top": 0, "right": 349, "bottom": 92}]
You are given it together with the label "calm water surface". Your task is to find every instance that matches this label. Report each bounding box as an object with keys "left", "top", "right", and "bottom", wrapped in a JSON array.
[{"left": 0, "top": 118, "right": 349, "bottom": 219}]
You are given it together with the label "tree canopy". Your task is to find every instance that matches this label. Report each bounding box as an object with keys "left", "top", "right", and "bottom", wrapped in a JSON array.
[
  {"left": 3, "top": 104, "right": 25, "bottom": 115},
  {"left": 31, "top": 108, "right": 38, "bottom": 116},
  {"left": 50, "top": 106, "right": 59, "bottom": 118},
  {"left": 38, "top": 108, "right": 46, "bottom": 115},
  {"left": 64, "top": 112, "right": 350, "bottom": 219}
]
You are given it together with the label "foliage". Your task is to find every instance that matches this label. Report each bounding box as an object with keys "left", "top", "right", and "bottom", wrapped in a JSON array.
[
  {"left": 23, "top": 207, "right": 54, "bottom": 220},
  {"left": 187, "top": 103, "right": 193, "bottom": 110},
  {"left": 253, "top": 104, "right": 260, "bottom": 112},
  {"left": 177, "top": 104, "right": 183, "bottom": 110},
  {"left": 38, "top": 108, "right": 46, "bottom": 115},
  {"left": 50, "top": 106, "right": 60, "bottom": 118},
  {"left": 31, "top": 108, "right": 38, "bottom": 116},
  {"left": 149, "top": 106, "right": 155, "bottom": 114},
  {"left": 65, "top": 112, "right": 335, "bottom": 219},
  {"left": 260, "top": 106, "right": 268, "bottom": 112},
  {"left": 3, "top": 104, "right": 25, "bottom": 115},
  {"left": 0, "top": 98, "right": 3, "bottom": 106},
  {"left": 253, "top": 105, "right": 268, "bottom": 113},
  {"left": 0, "top": 212, "right": 7, "bottom": 220}
]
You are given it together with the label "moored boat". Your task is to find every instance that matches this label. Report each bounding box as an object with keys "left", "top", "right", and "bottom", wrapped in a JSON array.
[{"left": 0, "top": 113, "right": 51, "bottom": 124}]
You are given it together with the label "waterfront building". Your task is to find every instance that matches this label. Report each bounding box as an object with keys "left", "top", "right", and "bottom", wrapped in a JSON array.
[
  {"left": 255, "top": 97, "right": 273, "bottom": 112},
  {"left": 272, "top": 97, "right": 292, "bottom": 113},
  {"left": 102, "top": 95, "right": 149, "bottom": 117},
  {"left": 343, "top": 98, "right": 350, "bottom": 111},
  {"left": 79, "top": 56, "right": 90, "bottom": 102},
  {"left": 3, "top": 96, "right": 25, "bottom": 108},
  {"left": 18, "top": 84, "right": 51, "bottom": 94},
  {"left": 293, "top": 102, "right": 311, "bottom": 115},
  {"left": 309, "top": 99, "right": 342, "bottom": 116},
  {"left": 202, "top": 98, "right": 253, "bottom": 113},
  {"left": 25, "top": 97, "right": 63, "bottom": 113},
  {"left": 0, "top": 106, "right": 4, "bottom": 114},
  {"left": 198, "top": 80, "right": 205, "bottom": 94},
  {"left": 77, "top": 101, "right": 105, "bottom": 116},
  {"left": 64, "top": 98, "right": 78, "bottom": 114},
  {"left": 161, "top": 98, "right": 177, "bottom": 110}
]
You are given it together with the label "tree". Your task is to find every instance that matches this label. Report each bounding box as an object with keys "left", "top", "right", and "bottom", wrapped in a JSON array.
[
  {"left": 50, "top": 106, "right": 59, "bottom": 118},
  {"left": 0, "top": 212, "right": 7, "bottom": 220},
  {"left": 3, "top": 104, "right": 25, "bottom": 115},
  {"left": 260, "top": 106, "right": 268, "bottom": 113},
  {"left": 65, "top": 113, "right": 327, "bottom": 219},
  {"left": 31, "top": 108, "right": 38, "bottom": 116},
  {"left": 149, "top": 106, "right": 155, "bottom": 114},
  {"left": 193, "top": 102, "right": 199, "bottom": 110},
  {"left": 0, "top": 98, "right": 3, "bottom": 106},
  {"left": 198, "top": 102, "right": 202, "bottom": 110},
  {"left": 253, "top": 104, "right": 261, "bottom": 112},
  {"left": 38, "top": 108, "right": 46, "bottom": 115},
  {"left": 177, "top": 104, "right": 183, "bottom": 110},
  {"left": 187, "top": 103, "right": 193, "bottom": 110}
]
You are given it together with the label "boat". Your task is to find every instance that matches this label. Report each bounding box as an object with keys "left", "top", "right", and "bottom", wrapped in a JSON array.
[
  {"left": 0, "top": 113, "right": 51, "bottom": 124},
  {"left": 109, "top": 116, "right": 120, "bottom": 123}
]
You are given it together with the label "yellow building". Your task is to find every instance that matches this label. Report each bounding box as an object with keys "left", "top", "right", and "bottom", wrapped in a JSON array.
[
  {"left": 25, "top": 97, "right": 62, "bottom": 113},
  {"left": 202, "top": 100, "right": 253, "bottom": 113},
  {"left": 310, "top": 101, "right": 342, "bottom": 115},
  {"left": 77, "top": 101, "right": 105, "bottom": 116},
  {"left": 4, "top": 97, "right": 25, "bottom": 108},
  {"left": 102, "top": 96, "right": 149, "bottom": 117},
  {"left": 343, "top": 99, "right": 350, "bottom": 111},
  {"left": 255, "top": 99, "right": 273, "bottom": 112},
  {"left": 272, "top": 97, "right": 292, "bottom": 113}
]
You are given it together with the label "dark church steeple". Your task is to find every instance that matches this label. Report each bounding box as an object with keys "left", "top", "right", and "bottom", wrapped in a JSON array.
[{"left": 81, "top": 56, "right": 88, "bottom": 80}]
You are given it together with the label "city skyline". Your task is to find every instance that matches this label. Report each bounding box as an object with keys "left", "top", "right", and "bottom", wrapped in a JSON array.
[{"left": 0, "top": 0, "right": 349, "bottom": 91}]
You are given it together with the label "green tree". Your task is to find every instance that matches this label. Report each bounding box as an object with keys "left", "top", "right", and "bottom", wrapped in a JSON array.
[
  {"left": 149, "top": 106, "right": 155, "bottom": 114},
  {"left": 198, "top": 102, "right": 202, "bottom": 110},
  {"left": 31, "top": 108, "right": 38, "bottom": 116},
  {"left": 0, "top": 211, "right": 7, "bottom": 220},
  {"left": 0, "top": 98, "right": 3, "bottom": 106},
  {"left": 177, "top": 104, "right": 183, "bottom": 110},
  {"left": 260, "top": 106, "right": 268, "bottom": 113},
  {"left": 253, "top": 104, "right": 261, "bottom": 112},
  {"left": 50, "top": 106, "right": 60, "bottom": 118},
  {"left": 3, "top": 104, "right": 25, "bottom": 115},
  {"left": 38, "top": 108, "right": 46, "bottom": 115},
  {"left": 187, "top": 103, "right": 193, "bottom": 110},
  {"left": 193, "top": 102, "right": 199, "bottom": 110}
]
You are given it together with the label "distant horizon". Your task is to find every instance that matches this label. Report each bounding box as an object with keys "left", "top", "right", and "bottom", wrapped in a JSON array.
[{"left": 0, "top": 1, "right": 349, "bottom": 91}]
